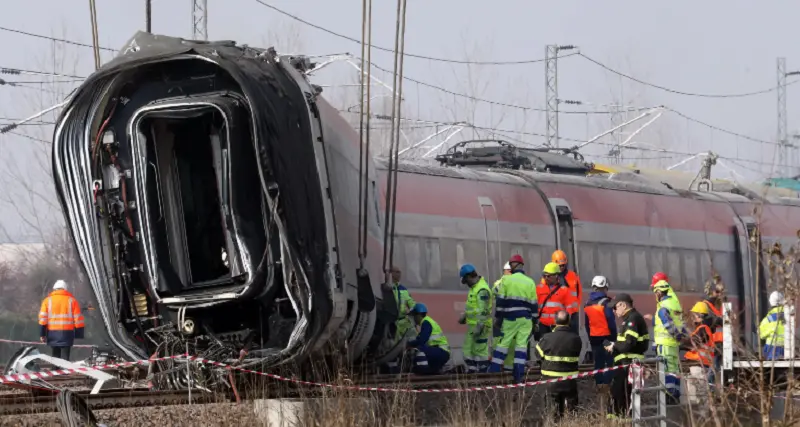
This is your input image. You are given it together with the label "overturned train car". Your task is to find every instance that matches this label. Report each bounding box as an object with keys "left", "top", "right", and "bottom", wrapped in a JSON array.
[
  {"left": 52, "top": 33, "right": 387, "bottom": 365},
  {"left": 53, "top": 33, "right": 800, "bottom": 369}
]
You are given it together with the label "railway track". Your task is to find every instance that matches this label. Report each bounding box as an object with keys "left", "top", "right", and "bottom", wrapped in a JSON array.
[{"left": 0, "top": 389, "right": 217, "bottom": 416}]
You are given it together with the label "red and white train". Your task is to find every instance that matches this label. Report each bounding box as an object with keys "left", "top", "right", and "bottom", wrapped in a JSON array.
[{"left": 53, "top": 33, "right": 799, "bottom": 369}]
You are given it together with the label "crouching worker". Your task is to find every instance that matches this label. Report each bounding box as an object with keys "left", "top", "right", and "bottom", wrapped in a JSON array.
[
  {"left": 536, "top": 310, "right": 582, "bottom": 421},
  {"left": 407, "top": 303, "right": 451, "bottom": 375}
]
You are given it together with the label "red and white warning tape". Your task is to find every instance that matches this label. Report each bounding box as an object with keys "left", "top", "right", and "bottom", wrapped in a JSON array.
[
  {"left": 0, "top": 338, "right": 95, "bottom": 348},
  {"left": 0, "top": 353, "right": 631, "bottom": 393},
  {"left": 0, "top": 354, "right": 184, "bottom": 384}
]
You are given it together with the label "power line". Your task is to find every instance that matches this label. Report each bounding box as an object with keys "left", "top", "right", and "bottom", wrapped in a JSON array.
[
  {"left": 355, "top": 56, "right": 619, "bottom": 115},
  {"left": 0, "top": 67, "right": 85, "bottom": 79},
  {"left": 666, "top": 107, "right": 778, "bottom": 146},
  {"left": 0, "top": 26, "right": 116, "bottom": 52},
  {"left": 254, "top": 0, "right": 562, "bottom": 66},
  {"left": 579, "top": 53, "right": 798, "bottom": 99}
]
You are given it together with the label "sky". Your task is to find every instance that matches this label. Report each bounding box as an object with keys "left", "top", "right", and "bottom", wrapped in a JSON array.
[{"left": 0, "top": 0, "right": 798, "bottom": 241}]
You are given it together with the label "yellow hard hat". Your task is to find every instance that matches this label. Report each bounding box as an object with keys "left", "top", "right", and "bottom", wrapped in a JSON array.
[
  {"left": 652, "top": 280, "right": 671, "bottom": 292},
  {"left": 543, "top": 262, "right": 560, "bottom": 275},
  {"left": 691, "top": 302, "right": 708, "bottom": 315}
]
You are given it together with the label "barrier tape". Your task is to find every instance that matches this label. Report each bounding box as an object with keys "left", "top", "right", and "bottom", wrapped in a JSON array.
[
  {"left": 0, "top": 353, "right": 632, "bottom": 393},
  {"left": 0, "top": 354, "right": 184, "bottom": 384},
  {"left": 0, "top": 338, "right": 95, "bottom": 348}
]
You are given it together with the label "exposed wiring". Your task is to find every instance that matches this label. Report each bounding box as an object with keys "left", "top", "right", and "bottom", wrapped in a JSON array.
[
  {"left": 579, "top": 53, "right": 798, "bottom": 99},
  {"left": 253, "top": 0, "right": 567, "bottom": 65}
]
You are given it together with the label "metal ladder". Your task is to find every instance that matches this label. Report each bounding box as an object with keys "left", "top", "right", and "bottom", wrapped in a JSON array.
[{"left": 630, "top": 357, "right": 668, "bottom": 426}]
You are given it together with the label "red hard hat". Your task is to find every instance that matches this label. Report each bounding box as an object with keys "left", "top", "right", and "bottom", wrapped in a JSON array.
[
  {"left": 651, "top": 272, "right": 668, "bottom": 287},
  {"left": 509, "top": 254, "right": 524, "bottom": 264}
]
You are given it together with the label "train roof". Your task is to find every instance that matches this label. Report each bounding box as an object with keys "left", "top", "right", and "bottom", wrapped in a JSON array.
[{"left": 376, "top": 154, "right": 800, "bottom": 207}]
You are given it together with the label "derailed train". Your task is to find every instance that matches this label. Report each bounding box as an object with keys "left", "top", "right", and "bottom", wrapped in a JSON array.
[{"left": 53, "top": 33, "right": 800, "bottom": 368}]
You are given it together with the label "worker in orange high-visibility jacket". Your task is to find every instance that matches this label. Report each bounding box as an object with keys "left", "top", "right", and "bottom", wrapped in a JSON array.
[
  {"left": 535, "top": 262, "right": 579, "bottom": 339},
  {"left": 39, "top": 280, "right": 85, "bottom": 361},
  {"left": 584, "top": 276, "right": 617, "bottom": 391},
  {"left": 551, "top": 250, "right": 582, "bottom": 311}
]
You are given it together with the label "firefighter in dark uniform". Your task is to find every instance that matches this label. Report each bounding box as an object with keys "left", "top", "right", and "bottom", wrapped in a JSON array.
[
  {"left": 604, "top": 293, "right": 650, "bottom": 420},
  {"left": 535, "top": 310, "right": 583, "bottom": 420}
]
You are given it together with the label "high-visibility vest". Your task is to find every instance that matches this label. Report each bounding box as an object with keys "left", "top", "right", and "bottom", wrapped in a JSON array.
[
  {"left": 421, "top": 315, "right": 450, "bottom": 352},
  {"left": 39, "top": 290, "right": 84, "bottom": 331},
  {"left": 393, "top": 284, "right": 415, "bottom": 321},
  {"left": 703, "top": 300, "right": 724, "bottom": 344},
  {"left": 563, "top": 270, "right": 582, "bottom": 303},
  {"left": 496, "top": 272, "right": 537, "bottom": 320},
  {"left": 654, "top": 295, "right": 684, "bottom": 347},
  {"left": 465, "top": 278, "right": 492, "bottom": 327},
  {"left": 536, "top": 282, "right": 577, "bottom": 326},
  {"left": 585, "top": 297, "right": 612, "bottom": 337},
  {"left": 684, "top": 324, "right": 714, "bottom": 366},
  {"left": 759, "top": 306, "right": 785, "bottom": 347}
]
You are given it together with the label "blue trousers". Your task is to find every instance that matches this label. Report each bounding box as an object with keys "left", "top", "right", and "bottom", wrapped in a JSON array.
[
  {"left": 764, "top": 344, "right": 784, "bottom": 360},
  {"left": 413, "top": 346, "right": 450, "bottom": 375},
  {"left": 591, "top": 344, "right": 613, "bottom": 385}
]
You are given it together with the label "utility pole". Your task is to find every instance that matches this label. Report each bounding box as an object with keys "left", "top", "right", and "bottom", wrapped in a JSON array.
[
  {"left": 777, "top": 58, "right": 800, "bottom": 177},
  {"left": 192, "top": 0, "right": 208, "bottom": 41},
  {"left": 146, "top": 0, "right": 152, "bottom": 33},
  {"left": 545, "top": 45, "right": 576, "bottom": 148},
  {"left": 88, "top": 0, "right": 101, "bottom": 70}
]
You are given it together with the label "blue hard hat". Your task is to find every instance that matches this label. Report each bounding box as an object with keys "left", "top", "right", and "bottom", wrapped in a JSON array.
[
  {"left": 459, "top": 264, "right": 477, "bottom": 278},
  {"left": 410, "top": 303, "right": 428, "bottom": 314}
]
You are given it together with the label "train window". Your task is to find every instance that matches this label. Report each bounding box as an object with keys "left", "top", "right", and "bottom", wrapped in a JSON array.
[
  {"left": 700, "top": 252, "right": 713, "bottom": 284},
  {"left": 424, "top": 238, "right": 442, "bottom": 288},
  {"left": 578, "top": 244, "right": 595, "bottom": 279},
  {"left": 598, "top": 245, "right": 614, "bottom": 286},
  {"left": 439, "top": 238, "right": 458, "bottom": 284},
  {"left": 683, "top": 251, "right": 699, "bottom": 292},
  {"left": 633, "top": 247, "right": 648, "bottom": 284},
  {"left": 666, "top": 252, "right": 682, "bottom": 290},
  {"left": 464, "top": 240, "right": 486, "bottom": 273},
  {"left": 712, "top": 252, "right": 734, "bottom": 290},
  {"left": 649, "top": 247, "right": 666, "bottom": 273},
  {"left": 616, "top": 247, "right": 632, "bottom": 288},
  {"left": 456, "top": 242, "right": 466, "bottom": 272},
  {"left": 402, "top": 237, "right": 422, "bottom": 287},
  {"left": 527, "top": 246, "right": 543, "bottom": 273}
]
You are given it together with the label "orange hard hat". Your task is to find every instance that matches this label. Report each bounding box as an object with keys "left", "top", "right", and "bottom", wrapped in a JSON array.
[{"left": 551, "top": 250, "right": 568, "bottom": 265}]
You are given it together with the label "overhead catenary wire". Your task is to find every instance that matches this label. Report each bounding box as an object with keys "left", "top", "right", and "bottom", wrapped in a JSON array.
[
  {"left": 0, "top": 26, "right": 116, "bottom": 52},
  {"left": 253, "top": 0, "right": 562, "bottom": 66},
  {"left": 0, "top": 67, "right": 86, "bottom": 79},
  {"left": 579, "top": 53, "right": 799, "bottom": 99}
]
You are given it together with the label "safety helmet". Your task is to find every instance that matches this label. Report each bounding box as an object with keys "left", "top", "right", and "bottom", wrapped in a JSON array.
[
  {"left": 551, "top": 250, "right": 568, "bottom": 265},
  {"left": 651, "top": 272, "right": 668, "bottom": 287},
  {"left": 543, "top": 262, "right": 560, "bottom": 275},
  {"left": 503, "top": 262, "right": 511, "bottom": 271},
  {"left": 691, "top": 302, "right": 709, "bottom": 315},
  {"left": 769, "top": 291, "right": 785, "bottom": 307},
  {"left": 509, "top": 254, "right": 524, "bottom": 265},
  {"left": 410, "top": 303, "right": 428, "bottom": 314},
  {"left": 459, "top": 264, "right": 477, "bottom": 278},
  {"left": 591, "top": 276, "right": 609, "bottom": 288},
  {"left": 652, "top": 280, "right": 671, "bottom": 292},
  {"left": 53, "top": 280, "right": 67, "bottom": 290}
]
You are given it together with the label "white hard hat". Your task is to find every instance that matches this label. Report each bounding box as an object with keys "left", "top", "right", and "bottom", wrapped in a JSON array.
[
  {"left": 503, "top": 262, "right": 511, "bottom": 270},
  {"left": 770, "top": 291, "right": 785, "bottom": 307},
  {"left": 591, "top": 276, "right": 609, "bottom": 288},
  {"left": 53, "top": 280, "right": 67, "bottom": 290}
]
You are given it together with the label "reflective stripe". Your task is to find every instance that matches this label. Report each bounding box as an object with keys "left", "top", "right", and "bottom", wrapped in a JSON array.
[
  {"left": 543, "top": 301, "right": 565, "bottom": 308},
  {"left": 614, "top": 353, "right": 644, "bottom": 362},
  {"left": 513, "top": 358, "right": 526, "bottom": 364},
  {"left": 542, "top": 370, "right": 579, "bottom": 377},
  {"left": 542, "top": 355, "right": 579, "bottom": 362},
  {"left": 47, "top": 320, "right": 76, "bottom": 325}
]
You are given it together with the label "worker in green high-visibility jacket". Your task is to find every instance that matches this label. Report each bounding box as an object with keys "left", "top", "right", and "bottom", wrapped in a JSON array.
[
  {"left": 385, "top": 266, "right": 416, "bottom": 374},
  {"left": 457, "top": 264, "right": 492, "bottom": 373}
]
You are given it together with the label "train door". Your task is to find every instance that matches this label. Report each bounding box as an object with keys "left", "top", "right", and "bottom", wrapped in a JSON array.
[
  {"left": 733, "top": 216, "right": 765, "bottom": 349},
  {"left": 548, "top": 199, "right": 589, "bottom": 359},
  {"left": 478, "top": 197, "right": 501, "bottom": 276}
]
